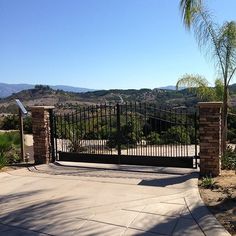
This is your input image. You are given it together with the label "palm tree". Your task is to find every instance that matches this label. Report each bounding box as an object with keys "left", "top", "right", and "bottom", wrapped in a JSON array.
[
  {"left": 178, "top": 1, "right": 236, "bottom": 152},
  {"left": 176, "top": 74, "right": 223, "bottom": 101},
  {"left": 180, "top": 0, "right": 202, "bottom": 28}
]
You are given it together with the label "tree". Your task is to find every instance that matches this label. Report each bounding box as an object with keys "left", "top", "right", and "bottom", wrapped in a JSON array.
[
  {"left": 176, "top": 74, "right": 224, "bottom": 101},
  {"left": 179, "top": 1, "right": 236, "bottom": 152}
]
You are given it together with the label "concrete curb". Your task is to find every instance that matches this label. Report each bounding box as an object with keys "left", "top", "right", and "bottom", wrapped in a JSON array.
[{"left": 185, "top": 188, "right": 231, "bottom": 236}]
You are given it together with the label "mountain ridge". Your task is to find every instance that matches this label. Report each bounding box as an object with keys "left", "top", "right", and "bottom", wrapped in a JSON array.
[
  {"left": 0, "top": 83, "right": 185, "bottom": 98},
  {"left": 0, "top": 83, "right": 95, "bottom": 98},
  {"left": 2, "top": 83, "right": 236, "bottom": 114},
  {"left": 0, "top": 84, "right": 199, "bottom": 114}
]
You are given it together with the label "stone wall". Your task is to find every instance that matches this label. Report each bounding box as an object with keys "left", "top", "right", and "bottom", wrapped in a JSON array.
[
  {"left": 198, "top": 102, "right": 222, "bottom": 176},
  {"left": 31, "top": 106, "right": 54, "bottom": 164}
]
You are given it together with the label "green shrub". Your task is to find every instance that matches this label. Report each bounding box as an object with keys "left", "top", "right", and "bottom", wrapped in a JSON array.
[
  {"left": 146, "top": 132, "right": 161, "bottom": 145},
  {"left": 0, "top": 132, "right": 20, "bottom": 148},
  {"left": 142, "top": 123, "right": 152, "bottom": 136},
  {"left": 0, "top": 132, "right": 21, "bottom": 166},
  {"left": 107, "top": 121, "right": 142, "bottom": 148},
  {"left": 227, "top": 114, "right": 236, "bottom": 143},
  {"left": 68, "top": 140, "right": 87, "bottom": 153},
  {"left": 1, "top": 115, "right": 19, "bottom": 130},
  {"left": 23, "top": 116, "right": 32, "bottom": 134},
  {"left": 0, "top": 115, "right": 32, "bottom": 134},
  {"left": 0, "top": 154, "right": 8, "bottom": 169},
  {"left": 161, "top": 126, "right": 191, "bottom": 144},
  {"left": 0, "top": 136, "right": 11, "bottom": 169},
  {"left": 84, "top": 132, "right": 100, "bottom": 140},
  {"left": 7, "top": 147, "right": 21, "bottom": 164},
  {"left": 0, "top": 136, "right": 13, "bottom": 154},
  {"left": 221, "top": 146, "right": 236, "bottom": 170},
  {"left": 200, "top": 176, "right": 215, "bottom": 189}
]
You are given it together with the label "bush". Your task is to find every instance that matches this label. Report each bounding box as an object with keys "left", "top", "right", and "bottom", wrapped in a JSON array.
[
  {"left": 0, "top": 115, "right": 32, "bottom": 134},
  {"left": 68, "top": 140, "right": 87, "bottom": 153},
  {"left": 23, "top": 116, "right": 32, "bottom": 133},
  {"left": 200, "top": 176, "right": 215, "bottom": 189},
  {"left": 0, "top": 132, "right": 20, "bottom": 149},
  {"left": 142, "top": 123, "right": 152, "bottom": 136},
  {"left": 162, "top": 126, "right": 191, "bottom": 144},
  {"left": 84, "top": 132, "right": 100, "bottom": 140},
  {"left": 146, "top": 132, "right": 161, "bottom": 145},
  {"left": 0, "top": 137, "right": 11, "bottom": 169},
  {"left": 1, "top": 115, "right": 19, "bottom": 130},
  {"left": 227, "top": 113, "right": 236, "bottom": 143},
  {"left": 221, "top": 146, "right": 236, "bottom": 170},
  {"left": 107, "top": 121, "right": 141, "bottom": 148},
  {"left": 0, "top": 132, "right": 21, "bottom": 166},
  {"left": 0, "top": 154, "right": 8, "bottom": 169}
]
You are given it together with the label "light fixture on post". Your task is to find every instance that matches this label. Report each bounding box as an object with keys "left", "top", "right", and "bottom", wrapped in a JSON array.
[{"left": 15, "top": 99, "right": 28, "bottom": 162}]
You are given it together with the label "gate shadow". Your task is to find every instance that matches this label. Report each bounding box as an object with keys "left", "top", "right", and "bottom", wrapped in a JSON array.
[{"left": 138, "top": 172, "right": 198, "bottom": 187}]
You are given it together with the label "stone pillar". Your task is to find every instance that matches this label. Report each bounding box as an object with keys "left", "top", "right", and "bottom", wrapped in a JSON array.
[
  {"left": 198, "top": 102, "right": 222, "bottom": 176},
  {"left": 31, "top": 106, "right": 54, "bottom": 164}
]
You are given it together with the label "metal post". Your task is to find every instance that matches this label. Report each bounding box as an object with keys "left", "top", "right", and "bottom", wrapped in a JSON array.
[
  {"left": 194, "top": 111, "right": 198, "bottom": 168},
  {"left": 117, "top": 103, "right": 121, "bottom": 159},
  {"left": 19, "top": 108, "right": 25, "bottom": 162},
  {"left": 49, "top": 109, "right": 55, "bottom": 162}
]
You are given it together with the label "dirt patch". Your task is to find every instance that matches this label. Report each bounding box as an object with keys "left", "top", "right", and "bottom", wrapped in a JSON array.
[
  {"left": 199, "top": 170, "right": 236, "bottom": 235},
  {"left": 0, "top": 163, "right": 36, "bottom": 172},
  {"left": 0, "top": 166, "right": 22, "bottom": 172}
]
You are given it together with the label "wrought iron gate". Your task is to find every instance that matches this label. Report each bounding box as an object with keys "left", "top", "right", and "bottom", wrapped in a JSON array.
[{"left": 52, "top": 103, "right": 198, "bottom": 168}]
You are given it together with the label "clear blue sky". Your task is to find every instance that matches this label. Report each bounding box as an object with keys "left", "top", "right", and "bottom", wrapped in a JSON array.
[{"left": 1, "top": 0, "right": 236, "bottom": 90}]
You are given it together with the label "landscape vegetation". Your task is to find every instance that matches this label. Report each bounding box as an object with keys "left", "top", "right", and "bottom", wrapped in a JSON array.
[
  {"left": 0, "top": 0, "right": 236, "bottom": 235},
  {"left": 180, "top": 1, "right": 236, "bottom": 233}
]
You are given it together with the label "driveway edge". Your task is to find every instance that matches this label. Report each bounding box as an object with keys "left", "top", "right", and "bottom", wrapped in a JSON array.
[{"left": 185, "top": 187, "right": 231, "bottom": 236}]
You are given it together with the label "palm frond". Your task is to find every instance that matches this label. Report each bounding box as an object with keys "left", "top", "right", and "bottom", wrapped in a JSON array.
[
  {"left": 190, "top": 7, "right": 226, "bottom": 76},
  {"left": 214, "top": 78, "right": 224, "bottom": 101},
  {"left": 176, "top": 74, "right": 208, "bottom": 89},
  {"left": 217, "top": 21, "right": 236, "bottom": 85},
  {"left": 176, "top": 74, "right": 215, "bottom": 101},
  {"left": 180, "top": 0, "right": 202, "bottom": 29}
]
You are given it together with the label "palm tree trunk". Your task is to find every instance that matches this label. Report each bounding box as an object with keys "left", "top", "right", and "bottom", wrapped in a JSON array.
[{"left": 222, "top": 85, "right": 228, "bottom": 155}]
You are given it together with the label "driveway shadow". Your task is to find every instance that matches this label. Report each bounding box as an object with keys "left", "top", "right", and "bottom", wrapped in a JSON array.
[
  {"left": 0, "top": 190, "right": 87, "bottom": 235},
  {"left": 138, "top": 172, "right": 198, "bottom": 187}
]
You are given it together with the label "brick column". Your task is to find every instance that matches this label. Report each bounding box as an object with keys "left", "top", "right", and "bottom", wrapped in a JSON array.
[
  {"left": 198, "top": 102, "right": 222, "bottom": 176},
  {"left": 31, "top": 106, "right": 54, "bottom": 164}
]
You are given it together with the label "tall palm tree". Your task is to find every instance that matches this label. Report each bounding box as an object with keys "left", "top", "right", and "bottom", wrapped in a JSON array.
[{"left": 178, "top": 1, "right": 236, "bottom": 152}]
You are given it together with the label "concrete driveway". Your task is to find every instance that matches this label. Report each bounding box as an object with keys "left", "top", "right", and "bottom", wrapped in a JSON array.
[{"left": 0, "top": 162, "right": 230, "bottom": 236}]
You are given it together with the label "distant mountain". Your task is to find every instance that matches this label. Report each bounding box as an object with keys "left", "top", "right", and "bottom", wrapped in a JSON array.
[
  {"left": 0, "top": 83, "right": 95, "bottom": 98},
  {"left": 50, "top": 85, "right": 94, "bottom": 93},
  {"left": 159, "top": 85, "right": 185, "bottom": 90},
  {"left": 0, "top": 83, "right": 34, "bottom": 98},
  {"left": 0, "top": 84, "right": 200, "bottom": 114}
]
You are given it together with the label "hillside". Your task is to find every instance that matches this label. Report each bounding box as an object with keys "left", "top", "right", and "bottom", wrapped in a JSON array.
[
  {"left": 0, "top": 85, "right": 199, "bottom": 114},
  {"left": 0, "top": 83, "right": 94, "bottom": 98},
  {"left": 4, "top": 83, "right": 236, "bottom": 114},
  {"left": 0, "top": 83, "right": 187, "bottom": 98}
]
